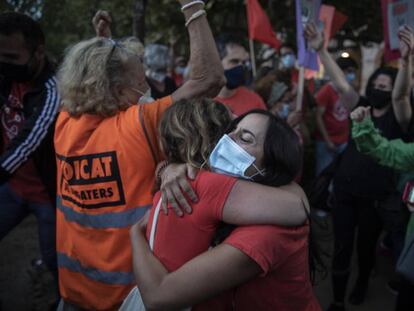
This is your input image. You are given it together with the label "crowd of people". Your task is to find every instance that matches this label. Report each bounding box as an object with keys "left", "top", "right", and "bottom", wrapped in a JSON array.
[{"left": 0, "top": 0, "right": 413, "bottom": 310}]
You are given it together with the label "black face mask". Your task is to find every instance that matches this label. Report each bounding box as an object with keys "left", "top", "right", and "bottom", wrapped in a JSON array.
[
  {"left": 0, "top": 57, "right": 35, "bottom": 83},
  {"left": 368, "top": 89, "right": 392, "bottom": 109},
  {"left": 224, "top": 65, "right": 246, "bottom": 90}
]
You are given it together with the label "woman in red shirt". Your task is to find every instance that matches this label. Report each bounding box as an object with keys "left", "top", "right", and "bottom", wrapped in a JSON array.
[{"left": 128, "top": 100, "right": 320, "bottom": 311}]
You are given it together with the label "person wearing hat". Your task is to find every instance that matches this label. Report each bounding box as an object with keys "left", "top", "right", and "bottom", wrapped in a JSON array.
[{"left": 314, "top": 56, "right": 359, "bottom": 176}]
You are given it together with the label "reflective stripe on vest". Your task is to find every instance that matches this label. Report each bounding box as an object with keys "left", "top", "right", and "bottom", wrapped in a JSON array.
[
  {"left": 57, "top": 196, "right": 150, "bottom": 229},
  {"left": 58, "top": 252, "right": 135, "bottom": 285}
]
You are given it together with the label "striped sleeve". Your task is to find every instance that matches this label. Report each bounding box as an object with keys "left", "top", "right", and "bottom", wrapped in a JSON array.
[{"left": 0, "top": 77, "right": 60, "bottom": 174}]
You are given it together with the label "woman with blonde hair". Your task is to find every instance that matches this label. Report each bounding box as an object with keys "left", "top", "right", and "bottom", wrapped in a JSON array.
[{"left": 54, "top": 1, "right": 225, "bottom": 310}]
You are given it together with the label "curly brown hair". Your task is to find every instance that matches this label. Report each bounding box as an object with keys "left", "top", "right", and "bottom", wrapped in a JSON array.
[{"left": 159, "top": 99, "right": 232, "bottom": 168}]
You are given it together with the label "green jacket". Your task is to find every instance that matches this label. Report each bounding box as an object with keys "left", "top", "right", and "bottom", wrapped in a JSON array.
[{"left": 352, "top": 118, "right": 414, "bottom": 240}]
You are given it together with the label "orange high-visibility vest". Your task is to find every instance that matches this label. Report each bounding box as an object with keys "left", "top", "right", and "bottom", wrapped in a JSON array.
[{"left": 54, "top": 97, "right": 172, "bottom": 311}]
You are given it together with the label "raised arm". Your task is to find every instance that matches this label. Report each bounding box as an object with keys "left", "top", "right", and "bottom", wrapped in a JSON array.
[
  {"left": 92, "top": 10, "right": 112, "bottom": 38},
  {"left": 172, "top": 1, "right": 225, "bottom": 101},
  {"left": 221, "top": 181, "right": 308, "bottom": 227},
  {"left": 130, "top": 219, "right": 261, "bottom": 311},
  {"left": 392, "top": 25, "right": 413, "bottom": 132},
  {"left": 351, "top": 106, "right": 414, "bottom": 171},
  {"left": 304, "top": 23, "right": 359, "bottom": 111}
]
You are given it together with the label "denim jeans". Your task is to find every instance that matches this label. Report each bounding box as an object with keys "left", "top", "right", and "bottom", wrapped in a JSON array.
[
  {"left": 0, "top": 183, "right": 57, "bottom": 274},
  {"left": 315, "top": 140, "right": 347, "bottom": 176}
]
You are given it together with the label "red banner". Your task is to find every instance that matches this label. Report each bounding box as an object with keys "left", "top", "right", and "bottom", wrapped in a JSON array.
[{"left": 246, "top": 0, "right": 281, "bottom": 50}]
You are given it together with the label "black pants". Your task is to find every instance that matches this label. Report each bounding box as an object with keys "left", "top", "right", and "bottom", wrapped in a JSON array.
[
  {"left": 396, "top": 277, "right": 414, "bottom": 311},
  {"left": 331, "top": 190, "right": 383, "bottom": 302}
]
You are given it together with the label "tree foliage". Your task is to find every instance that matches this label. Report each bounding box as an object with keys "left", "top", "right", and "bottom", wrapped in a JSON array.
[{"left": 0, "top": 0, "right": 384, "bottom": 60}]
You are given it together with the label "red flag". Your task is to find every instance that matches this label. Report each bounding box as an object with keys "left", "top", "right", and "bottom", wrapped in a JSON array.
[
  {"left": 319, "top": 5, "right": 348, "bottom": 48},
  {"left": 381, "top": 0, "right": 402, "bottom": 62},
  {"left": 246, "top": 0, "right": 281, "bottom": 50}
]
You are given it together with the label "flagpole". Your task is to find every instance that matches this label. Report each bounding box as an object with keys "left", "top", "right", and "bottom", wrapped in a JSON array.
[
  {"left": 249, "top": 39, "right": 257, "bottom": 77},
  {"left": 296, "top": 66, "right": 305, "bottom": 111}
]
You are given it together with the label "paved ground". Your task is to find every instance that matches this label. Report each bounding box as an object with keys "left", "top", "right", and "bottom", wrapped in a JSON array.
[{"left": 0, "top": 214, "right": 397, "bottom": 311}]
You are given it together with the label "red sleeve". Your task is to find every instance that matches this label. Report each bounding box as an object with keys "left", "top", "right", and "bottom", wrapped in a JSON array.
[
  {"left": 242, "top": 88, "right": 266, "bottom": 110},
  {"left": 315, "top": 84, "right": 333, "bottom": 109},
  {"left": 223, "top": 225, "right": 294, "bottom": 275},
  {"left": 193, "top": 171, "right": 237, "bottom": 230},
  {"left": 251, "top": 92, "right": 267, "bottom": 110}
]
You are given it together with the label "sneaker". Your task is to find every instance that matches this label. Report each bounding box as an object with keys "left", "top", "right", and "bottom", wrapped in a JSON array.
[{"left": 27, "top": 258, "right": 57, "bottom": 311}]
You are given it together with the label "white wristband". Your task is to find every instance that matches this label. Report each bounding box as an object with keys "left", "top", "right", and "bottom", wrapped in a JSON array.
[
  {"left": 185, "top": 9, "right": 206, "bottom": 27},
  {"left": 181, "top": 0, "right": 205, "bottom": 12}
]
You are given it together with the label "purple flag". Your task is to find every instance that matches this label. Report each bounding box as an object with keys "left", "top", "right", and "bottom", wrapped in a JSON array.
[{"left": 295, "top": 0, "right": 321, "bottom": 71}]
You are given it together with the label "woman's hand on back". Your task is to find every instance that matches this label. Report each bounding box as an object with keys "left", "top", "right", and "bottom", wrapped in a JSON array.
[{"left": 160, "top": 163, "right": 198, "bottom": 216}]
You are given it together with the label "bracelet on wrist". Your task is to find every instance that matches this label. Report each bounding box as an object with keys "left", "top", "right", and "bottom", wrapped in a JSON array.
[
  {"left": 181, "top": 0, "right": 205, "bottom": 12},
  {"left": 155, "top": 161, "right": 169, "bottom": 185},
  {"left": 185, "top": 9, "right": 206, "bottom": 27}
]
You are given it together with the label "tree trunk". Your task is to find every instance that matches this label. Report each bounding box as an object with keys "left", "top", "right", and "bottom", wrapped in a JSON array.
[{"left": 133, "top": 0, "right": 147, "bottom": 43}]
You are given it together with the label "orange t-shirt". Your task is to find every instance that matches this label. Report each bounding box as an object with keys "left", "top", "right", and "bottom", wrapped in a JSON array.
[
  {"left": 215, "top": 86, "right": 267, "bottom": 116},
  {"left": 54, "top": 96, "right": 172, "bottom": 311}
]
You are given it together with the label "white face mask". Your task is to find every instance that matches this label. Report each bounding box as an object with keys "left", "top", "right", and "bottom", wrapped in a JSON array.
[
  {"left": 130, "top": 87, "right": 155, "bottom": 104},
  {"left": 175, "top": 66, "right": 186, "bottom": 75},
  {"left": 278, "top": 103, "right": 291, "bottom": 119},
  {"left": 209, "top": 134, "right": 265, "bottom": 180},
  {"left": 281, "top": 54, "right": 296, "bottom": 69},
  {"left": 146, "top": 69, "right": 166, "bottom": 83}
]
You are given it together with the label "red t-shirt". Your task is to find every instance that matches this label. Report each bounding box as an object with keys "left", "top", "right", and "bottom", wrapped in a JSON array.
[
  {"left": 1, "top": 83, "right": 49, "bottom": 202},
  {"left": 215, "top": 87, "right": 267, "bottom": 117},
  {"left": 315, "top": 83, "right": 350, "bottom": 145},
  {"left": 195, "top": 225, "right": 321, "bottom": 311},
  {"left": 146, "top": 170, "right": 237, "bottom": 272}
]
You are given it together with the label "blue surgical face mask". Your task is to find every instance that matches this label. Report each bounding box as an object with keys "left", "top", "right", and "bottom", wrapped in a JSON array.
[
  {"left": 278, "top": 103, "right": 291, "bottom": 119},
  {"left": 281, "top": 54, "right": 296, "bottom": 69},
  {"left": 209, "top": 134, "right": 265, "bottom": 180},
  {"left": 345, "top": 72, "right": 356, "bottom": 83},
  {"left": 175, "top": 66, "right": 186, "bottom": 75},
  {"left": 224, "top": 65, "right": 246, "bottom": 90}
]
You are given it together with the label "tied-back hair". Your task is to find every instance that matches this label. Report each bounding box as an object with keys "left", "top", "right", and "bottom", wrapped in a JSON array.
[
  {"left": 159, "top": 99, "right": 232, "bottom": 168},
  {"left": 57, "top": 37, "right": 141, "bottom": 117},
  {"left": 228, "top": 109, "right": 303, "bottom": 187},
  {"left": 227, "top": 109, "right": 326, "bottom": 284}
]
